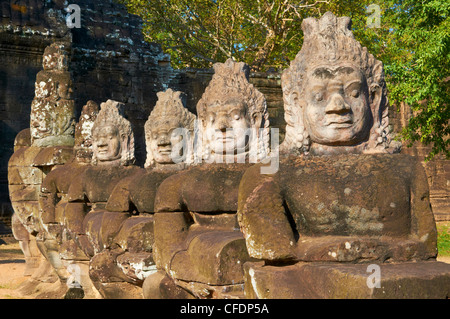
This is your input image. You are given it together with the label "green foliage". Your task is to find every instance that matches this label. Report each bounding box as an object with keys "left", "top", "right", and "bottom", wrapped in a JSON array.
[
  {"left": 437, "top": 223, "right": 450, "bottom": 257},
  {"left": 381, "top": 0, "right": 450, "bottom": 160},
  {"left": 117, "top": 0, "right": 449, "bottom": 159}
]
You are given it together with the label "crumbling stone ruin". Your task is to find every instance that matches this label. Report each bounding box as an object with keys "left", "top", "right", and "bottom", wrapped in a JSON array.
[
  {"left": 30, "top": 42, "right": 75, "bottom": 148},
  {"left": 6, "top": 10, "right": 450, "bottom": 299}
]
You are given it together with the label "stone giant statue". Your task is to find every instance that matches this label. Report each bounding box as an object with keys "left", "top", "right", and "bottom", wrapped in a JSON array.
[
  {"left": 86, "top": 89, "right": 197, "bottom": 298},
  {"left": 237, "top": 12, "right": 449, "bottom": 299},
  {"left": 38, "top": 101, "right": 100, "bottom": 298},
  {"left": 145, "top": 59, "right": 270, "bottom": 299}
]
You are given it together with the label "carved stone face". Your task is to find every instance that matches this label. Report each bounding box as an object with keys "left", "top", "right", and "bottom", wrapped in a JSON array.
[
  {"left": 205, "top": 98, "right": 251, "bottom": 155},
  {"left": 57, "top": 81, "right": 73, "bottom": 100},
  {"left": 43, "top": 52, "right": 58, "bottom": 71},
  {"left": 301, "top": 64, "right": 372, "bottom": 146},
  {"left": 93, "top": 125, "right": 122, "bottom": 163},
  {"left": 35, "top": 80, "right": 53, "bottom": 99},
  {"left": 149, "top": 122, "right": 183, "bottom": 164},
  {"left": 30, "top": 103, "right": 52, "bottom": 140}
]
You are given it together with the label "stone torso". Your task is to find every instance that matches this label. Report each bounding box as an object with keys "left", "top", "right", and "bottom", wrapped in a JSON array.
[
  {"left": 155, "top": 163, "right": 254, "bottom": 214},
  {"left": 129, "top": 170, "right": 179, "bottom": 213},
  {"left": 278, "top": 154, "right": 413, "bottom": 238},
  {"left": 238, "top": 153, "right": 436, "bottom": 262},
  {"left": 68, "top": 165, "right": 142, "bottom": 205}
]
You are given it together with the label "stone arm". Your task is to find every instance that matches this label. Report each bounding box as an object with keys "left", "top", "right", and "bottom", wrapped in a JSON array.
[
  {"left": 237, "top": 164, "right": 297, "bottom": 262},
  {"left": 65, "top": 172, "right": 90, "bottom": 236},
  {"left": 39, "top": 172, "right": 59, "bottom": 225},
  {"left": 153, "top": 173, "right": 192, "bottom": 272},
  {"left": 105, "top": 174, "right": 137, "bottom": 213},
  {"left": 410, "top": 159, "right": 438, "bottom": 258}
]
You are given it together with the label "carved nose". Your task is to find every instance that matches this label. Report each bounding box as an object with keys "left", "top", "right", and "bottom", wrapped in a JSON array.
[
  {"left": 217, "top": 116, "right": 229, "bottom": 132},
  {"left": 158, "top": 134, "right": 169, "bottom": 145},
  {"left": 97, "top": 138, "right": 107, "bottom": 147},
  {"left": 326, "top": 94, "right": 350, "bottom": 114}
]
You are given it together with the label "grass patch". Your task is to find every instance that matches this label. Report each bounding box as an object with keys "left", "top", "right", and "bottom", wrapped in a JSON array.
[{"left": 437, "top": 222, "right": 450, "bottom": 257}]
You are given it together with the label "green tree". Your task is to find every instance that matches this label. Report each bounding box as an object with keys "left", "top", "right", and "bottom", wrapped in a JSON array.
[
  {"left": 116, "top": 0, "right": 340, "bottom": 70},
  {"left": 381, "top": 0, "right": 449, "bottom": 160},
  {"left": 117, "top": 0, "right": 449, "bottom": 159}
]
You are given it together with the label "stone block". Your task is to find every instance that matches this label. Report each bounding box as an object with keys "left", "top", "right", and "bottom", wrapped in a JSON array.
[
  {"left": 32, "top": 146, "right": 74, "bottom": 167},
  {"left": 83, "top": 210, "right": 130, "bottom": 253},
  {"left": 10, "top": 200, "right": 40, "bottom": 234},
  {"left": 116, "top": 251, "right": 155, "bottom": 283},
  {"left": 9, "top": 184, "right": 40, "bottom": 201},
  {"left": 8, "top": 166, "right": 43, "bottom": 185},
  {"left": 8, "top": 146, "right": 42, "bottom": 167},
  {"left": 59, "top": 237, "right": 90, "bottom": 262},
  {"left": 244, "top": 261, "right": 450, "bottom": 299},
  {"left": 114, "top": 215, "right": 154, "bottom": 253},
  {"left": 170, "top": 230, "right": 253, "bottom": 285}
]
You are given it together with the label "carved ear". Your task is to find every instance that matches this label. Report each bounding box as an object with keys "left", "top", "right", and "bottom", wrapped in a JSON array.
[
  {"left": 292, "top": 90, "right": 307, "bottom": 109},
  {"left": 369, "top": 60, "right": 386, "bottom": 111},
  {"left": 292, "top": 90, "right": 299, "bottom": 105},
  {"left": 370, "top": 83, "right": 382, "bottom": 111},
  {"left": 251, "top": 111, "right": 263, "bottom": 128}
]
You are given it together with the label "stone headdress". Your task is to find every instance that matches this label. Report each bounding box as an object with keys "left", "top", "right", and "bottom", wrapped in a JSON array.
[
  {"left": 281, "top": 11, "right": 394, "bottom": 154},
  {"left": 144, "top": 89, "right": 196, "bottom": 168},
  {"left": 196, "top": 58, "right": 270, "bottom": 161},
  {"left": 42, "top": 42, "right": 70, "bottom": 71},
  {"left": 74, "top": 100, "right": 99, "bottom": 163},
  {"left": 91, "top": 99, "right": 135, "bottom": 166},
  {"left": 30, "top": 42, "right": 75, "bottom": 147}
]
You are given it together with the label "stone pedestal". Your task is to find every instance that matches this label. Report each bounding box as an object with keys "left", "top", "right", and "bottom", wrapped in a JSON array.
[{"left": 244, "top": 261, "right": 450, "bottom": 299}]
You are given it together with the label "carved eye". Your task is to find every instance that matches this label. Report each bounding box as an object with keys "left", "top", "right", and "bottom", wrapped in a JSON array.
[
  {"left": 315, "top": 92, "right": 323, "bottom": 102},
  {"left": 229, "top": 109, "right": 242, "bottom": 121},
  {"left": 351, "top": 90, "right": 360, "bottom": 98}
]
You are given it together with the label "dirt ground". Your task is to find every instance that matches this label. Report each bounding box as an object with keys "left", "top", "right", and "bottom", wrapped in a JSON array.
[
  {"left": 0, "top": 238, "right": 31, "bottom": 299},
  {"left": 1, "top": 234, "right": 450, "bottom": 299}
]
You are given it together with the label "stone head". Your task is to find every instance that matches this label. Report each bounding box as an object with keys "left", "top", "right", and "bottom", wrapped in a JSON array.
[
  {"left": 42, "top": 43, "right": 69, "bottom": 71},
  {"left": 196, "top": 59, "right": 269, "bottom": 162},
  {"left": 281, "top": 12, "right": 391, "bottom": 155},
  {"left": 30, "top": 100, "right": 53, "bottom": 143},
  {"left": 144, "top": 89, "right": 196, "bottom": 168},
  {"left": 30, "top": 96, "right": 75, "bottom": 147},
  {"left": 74, "top": 100, "right": 99, "bottom": 163},
  {"left": 91, "top": 100, "right": 135, "bottom": 166},
  {"left": 57, "top": 79, "right": 73, "bottom": 100}
]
